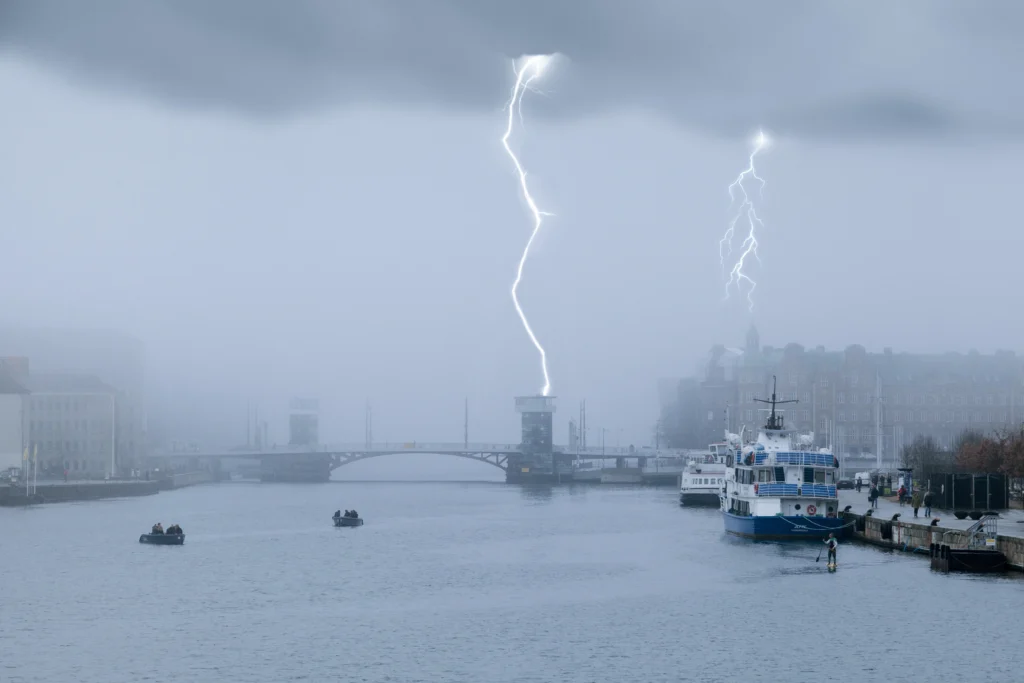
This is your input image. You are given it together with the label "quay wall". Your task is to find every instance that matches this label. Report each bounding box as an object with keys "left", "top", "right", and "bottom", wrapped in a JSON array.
[
  {"left": 844, "top": 511, "right": 1024, "bottom": 571},
  {"left": 0, "top": 481, "right": 159, "bottom": 506},
  {"left": 159, "top": 471, "right": 216, "bottom": 490}
]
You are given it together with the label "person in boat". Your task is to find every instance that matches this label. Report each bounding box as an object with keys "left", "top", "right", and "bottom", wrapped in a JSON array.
[
  {"left": 167, "top": 524, "right": 182, "bottom": 535},
  {"left": 151, "top": 523, "right": 164, "bottom": 534},
  {"left": 333, "top": 510, "right": 342, "bottom": 520},
  {"left": 823, "top": 533, "right": 838, "bottom": 565},
  {"left": 343, "top": 510, "right": 351, "bottom": 518},
  {"left": 349, "top": 510, "right": 359, "bottom": 519}
]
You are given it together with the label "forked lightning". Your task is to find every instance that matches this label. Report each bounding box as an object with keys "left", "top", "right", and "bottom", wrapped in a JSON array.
[{"left": 501, "top": 55, "right": 554, "bottom": 396}]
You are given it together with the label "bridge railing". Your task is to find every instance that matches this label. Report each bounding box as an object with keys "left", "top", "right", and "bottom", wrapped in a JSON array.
[{"left": 152, "top": 443, "right": 677, "bottom": 458}]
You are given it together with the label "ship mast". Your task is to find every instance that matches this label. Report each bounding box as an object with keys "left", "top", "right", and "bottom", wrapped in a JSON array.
[{"left": 753, "top": 376, "right": 798, "bottom": 431}]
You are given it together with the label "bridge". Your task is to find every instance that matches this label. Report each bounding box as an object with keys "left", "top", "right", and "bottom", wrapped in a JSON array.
[{"left": 153, "top": 442, "right": 649, "bottom": 474}]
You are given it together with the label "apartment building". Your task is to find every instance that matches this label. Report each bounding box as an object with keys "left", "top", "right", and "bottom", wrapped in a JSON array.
[{"left": 665, "top": 327, "right": 1024, "bottom": 458}]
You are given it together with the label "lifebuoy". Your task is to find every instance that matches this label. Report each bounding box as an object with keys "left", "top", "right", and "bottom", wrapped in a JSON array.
[{"left": 807, "top": 504, "right": 817, "bottom": 515}]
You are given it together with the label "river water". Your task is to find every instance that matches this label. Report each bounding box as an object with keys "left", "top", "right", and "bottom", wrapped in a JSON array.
[{"left": 2, "top": 481, "right": 1023, "bottom": 682}]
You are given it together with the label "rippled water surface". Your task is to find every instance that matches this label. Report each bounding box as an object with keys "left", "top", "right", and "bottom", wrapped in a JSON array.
[{"left": 3, "top": 482, "right": 1023, "bottom": 682}]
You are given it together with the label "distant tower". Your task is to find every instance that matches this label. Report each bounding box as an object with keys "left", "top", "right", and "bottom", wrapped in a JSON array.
[
  {"left": 745, "top": 325, "right": 761, "bottom": 354},
  {"left": 289, "top": 398, "right": 319, "bottom": 446},
  {"left": 515, "top": 395, "right": 556, "bottom": 454}
]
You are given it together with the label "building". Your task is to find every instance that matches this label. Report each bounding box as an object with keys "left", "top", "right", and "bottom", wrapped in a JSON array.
[
  {"left": 0, "top": 370, "right": 29, "bottom": 472},
  {"left": 0, "top": 328, "right": 146, "bottom": 466},
  {"left": 508, "top": 395, "right": 561, "bottom": 481},
  {"left": 288, "top": 398, "right": 319, "bottom": 446},
  {"left": 24, "top": 373, "right": 126, "bottom": 478},
  {"left": 663, "top": 326, "right": 1024, "bottom": 462}
]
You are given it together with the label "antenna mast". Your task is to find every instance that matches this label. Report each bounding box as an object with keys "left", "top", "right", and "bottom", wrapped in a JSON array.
[{"left": 752, "top": 376, "right": 798, "bottom": 430}]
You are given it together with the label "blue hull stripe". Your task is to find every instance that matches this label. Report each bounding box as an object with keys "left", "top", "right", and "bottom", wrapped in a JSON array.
[{"left": 723, "top": 511, "right": 847, "bottom": 540}]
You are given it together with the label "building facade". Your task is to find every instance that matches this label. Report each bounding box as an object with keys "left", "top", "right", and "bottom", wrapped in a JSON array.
[
  {"left": 664, "top": 327, "right": 1024, "bottom": 460},
  {"left": 0, "top": 370, "right": 29, "bottom": 472},
  {"left": 24, "top": 374, "right": 130, "bottom": 478},
  {"left": 0, "top": 328, "right": 146, "bottom": 469}
]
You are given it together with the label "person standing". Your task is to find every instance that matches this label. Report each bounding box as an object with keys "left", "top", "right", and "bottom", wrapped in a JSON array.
[
  {"left": 923, "top": 490, "right": 934, "bottom": 518},
  {"left": 824, "top": 533, "right": 838, "bottom": 566},
  {"left": 911, "top": 489, "right": 922, "bottom": 518}
]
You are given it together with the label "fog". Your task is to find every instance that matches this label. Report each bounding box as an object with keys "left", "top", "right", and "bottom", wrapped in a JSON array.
[{"left": 2, "top": 3, "right": 1022, "bottom": 457}]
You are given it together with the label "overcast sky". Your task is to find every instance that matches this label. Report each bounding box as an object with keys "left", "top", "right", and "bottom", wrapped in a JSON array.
[{"left": 2, "top": 1, "right": 1023, "bottom": 467}]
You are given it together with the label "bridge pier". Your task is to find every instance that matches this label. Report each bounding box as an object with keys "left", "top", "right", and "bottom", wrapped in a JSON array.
[{"left": 260, "top": 453, "right": 331, "bottom": 483}]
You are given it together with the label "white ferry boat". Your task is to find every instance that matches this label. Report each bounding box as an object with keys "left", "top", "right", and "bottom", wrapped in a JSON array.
[
  {"left": 722, "top": 378, "right": 845, "bottom": 540},
  {"left": 678, "top": 445, "right": 728, "bottom": 506}
]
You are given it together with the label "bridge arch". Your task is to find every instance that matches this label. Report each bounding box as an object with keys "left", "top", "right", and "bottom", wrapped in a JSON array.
[{"left": 328, "top": 450, "right": 510, "bottom": 472}]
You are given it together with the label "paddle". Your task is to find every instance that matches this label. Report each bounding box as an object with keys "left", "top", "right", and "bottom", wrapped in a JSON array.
[{"left": 815, "top": 544, "right": 823, "bottom": 563}]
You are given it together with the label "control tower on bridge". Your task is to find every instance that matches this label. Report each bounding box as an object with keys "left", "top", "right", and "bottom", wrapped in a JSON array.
[{"left": 508, "top": 395, "right": 566, "bottom": 483}]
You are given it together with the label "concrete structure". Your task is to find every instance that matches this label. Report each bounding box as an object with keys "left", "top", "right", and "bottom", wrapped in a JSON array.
[
  {"left": 508, "top": 395, "right": 565, "bottom": 482},
  {"left": 839, "top": 490, "right": 1024, "bottom": 571},
  {"left": 288, "top": 398, "right": 319, "bottom": 446},
  {"left": 664, "top": 326, "right": 1024, "bottom": 464},
  {"left": 0, "top": 369, "right": 29, "bottom": 471}
]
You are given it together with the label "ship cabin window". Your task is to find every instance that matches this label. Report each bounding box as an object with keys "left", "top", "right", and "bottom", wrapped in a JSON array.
[
  {"left": 736, "top": 469, "right": 754, "bottom": 484},
  {"left": 803, "top": 467, "right": 814, "bottom": 483},
  {"left": 729, "top": 498, "right": 751, "bottom": 516},
  {"left": 812, "top": 470, "right": 835, "bottom": 484},
  {"left": 775, "top": 467, "right": 785, "bottom": 483},
  {"left": 757, "top": 469, "right": 773, "bottom": 483}
]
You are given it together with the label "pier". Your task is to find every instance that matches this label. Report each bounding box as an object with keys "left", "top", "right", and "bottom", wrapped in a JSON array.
[{"left": 839, "top": 490, "right": 1024, "bottom": 570}]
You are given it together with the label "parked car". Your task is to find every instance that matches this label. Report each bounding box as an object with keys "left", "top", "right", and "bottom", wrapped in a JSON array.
[{"left": 836, "top": 478, "right": 855, "bottom": 490}]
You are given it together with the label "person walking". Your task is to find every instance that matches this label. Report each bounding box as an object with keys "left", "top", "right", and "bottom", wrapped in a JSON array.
[
  {"left": 911, "top": 489, "right": 922, "bottom": 518},
  {"left": 869, "top": 484, "right": 879, "bottom": 509},
  {"left": 923, "top": 490, "right": 934, "bottom": 518}
]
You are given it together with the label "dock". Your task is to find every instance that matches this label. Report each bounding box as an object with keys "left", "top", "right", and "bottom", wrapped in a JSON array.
[{"left": 838, "top": 490, "right": 1024, "bottom": 570}]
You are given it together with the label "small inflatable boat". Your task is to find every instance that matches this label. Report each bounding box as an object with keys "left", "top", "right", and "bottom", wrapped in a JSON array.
[
  {"left": 333, "top": 516, "right": 364, "bottom": 527},
  {"left": 139, "top": 533, "right": 185, "bottom": 545}
]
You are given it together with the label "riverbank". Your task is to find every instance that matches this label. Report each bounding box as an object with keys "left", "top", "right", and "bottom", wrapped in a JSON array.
[
  {"left": 838, "top": 489, "right": 1024, "bottom": 570},
  {"left": 0, "top": 471, "right": 217, "bottom": 506}
]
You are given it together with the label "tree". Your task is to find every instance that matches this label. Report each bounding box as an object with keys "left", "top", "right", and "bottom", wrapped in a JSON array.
[
  {"left": 952, "top": 428, "right": 986, "bottom": 456},
  {"left": 900, "top": 435, "right": 941, "bottom": 472}
]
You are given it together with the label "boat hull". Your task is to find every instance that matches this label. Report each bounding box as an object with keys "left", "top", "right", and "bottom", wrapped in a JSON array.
[
  {"left": 333, "top": 517, "right": 364, "bottom": 527},
  {"left": 680, "top": 492, "right": 721, "bottom": 507},
  {"left": 722, "top": 511, "right": 846, "bottom": 540},
  {"left": 139, "top": 533, "right": 184, "bottom": 545}
]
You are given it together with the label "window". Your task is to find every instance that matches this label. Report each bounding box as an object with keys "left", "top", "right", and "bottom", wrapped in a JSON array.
[{"left": 837, "top": 392, "right": 845, "bottom": 404}]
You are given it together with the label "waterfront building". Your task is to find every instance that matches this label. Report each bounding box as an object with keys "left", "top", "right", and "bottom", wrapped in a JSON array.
[{"left": 664, "top": 326, "right": 1024, "bottom": 463}]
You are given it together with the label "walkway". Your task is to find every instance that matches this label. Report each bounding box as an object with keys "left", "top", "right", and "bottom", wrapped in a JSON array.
[{"left": 838, "top": 489, "right": 1024, "bottom": 540}]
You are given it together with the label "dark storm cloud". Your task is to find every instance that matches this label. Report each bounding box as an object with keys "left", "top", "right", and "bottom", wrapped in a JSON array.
[{"left": 1, "top": 0, "right": 1021, "bottom": 138}]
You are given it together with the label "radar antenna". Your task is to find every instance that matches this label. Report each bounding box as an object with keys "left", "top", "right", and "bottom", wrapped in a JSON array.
[{"left": 753, "top": 375, "right": 798, "bottom": 430}]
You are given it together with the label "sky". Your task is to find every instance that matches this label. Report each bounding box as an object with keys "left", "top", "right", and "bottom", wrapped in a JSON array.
[{"left": 2, "top": 1, "right": 1024, "bottom": 471}]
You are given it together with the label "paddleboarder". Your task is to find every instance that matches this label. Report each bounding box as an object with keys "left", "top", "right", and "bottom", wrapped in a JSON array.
[{"left": 823, "top": 532, "right": 838, "bottom": 567}]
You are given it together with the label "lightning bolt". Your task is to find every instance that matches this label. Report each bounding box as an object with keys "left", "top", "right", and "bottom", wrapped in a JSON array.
[
  {"left": 721, "top": 130, "right": 769, "bottom": 311},
  {"left": 502, "top": 55, "right": 553, "bottom": 397}
]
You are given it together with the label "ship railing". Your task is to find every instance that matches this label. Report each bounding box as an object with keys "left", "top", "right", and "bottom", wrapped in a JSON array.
[
  {"left": 753, "top": 452, "right": 836, "bottom": 467},
  {"left": 754, "top": 483, "right": 837, "bottom": 498}
]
